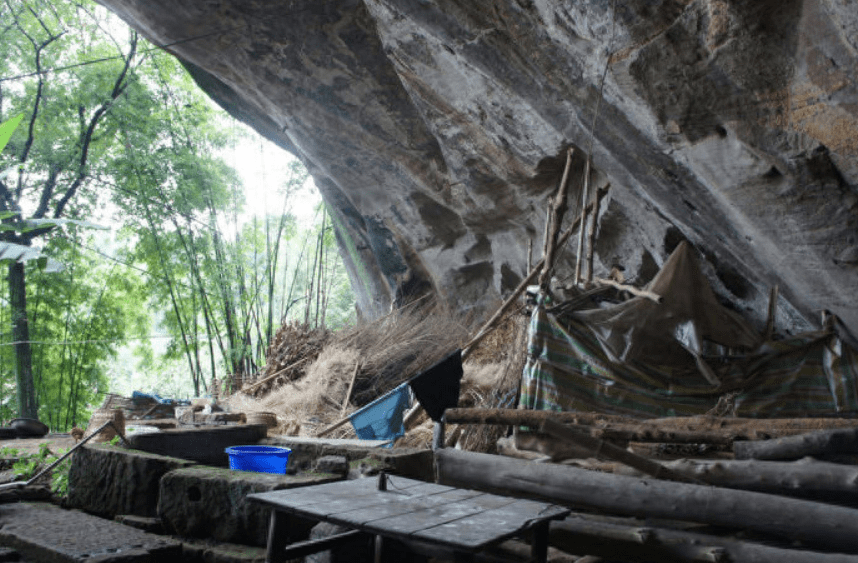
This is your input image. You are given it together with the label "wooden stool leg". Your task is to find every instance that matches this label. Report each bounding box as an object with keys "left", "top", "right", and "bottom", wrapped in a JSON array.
[
  {"left": 531, "top": 521, "right": 550, "bottom": 563},
  {"left": 266, "top": 510, "right": 291, "bottom": 563},
  {"left": 374, "top": 534, "right": 384, "bottom": 563}
]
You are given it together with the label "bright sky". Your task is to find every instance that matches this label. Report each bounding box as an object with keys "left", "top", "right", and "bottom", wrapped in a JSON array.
[{"left": 223, "top": 121, "right": 321, "bottom": 229}]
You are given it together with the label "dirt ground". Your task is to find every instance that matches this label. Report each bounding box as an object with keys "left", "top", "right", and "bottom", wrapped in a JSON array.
[{"left": 0, "top": 434, "right": 76, "bottom": 456}]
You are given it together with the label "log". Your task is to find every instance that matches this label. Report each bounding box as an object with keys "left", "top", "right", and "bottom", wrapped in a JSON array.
[
  {"left": 539, "top": 419, "right": 704, "bottom": 484},
  {"left": 434, "top": 449, "right": 858, "bottom": 553},
  {"left": 734, "top": 427, "right": 858, "bottom": 461},
  {"left": 461, "top": 186, "right": 610, "bottom": 359},
  {"left": 666, "top": 457, "right": 858, "bottom": 505},
  {"left": 444, "top": 408, "right": 858, "bottom": 445},
  {"left": 551, "top": 513, "right": 858, "bottom": 563}
]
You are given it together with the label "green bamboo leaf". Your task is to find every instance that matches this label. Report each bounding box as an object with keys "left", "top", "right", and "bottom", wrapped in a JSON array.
[
  {"left": 19, "top": 218, "right": 108, "bottom": 233},
  {"left": 0, "top": 241, "right": 64, "bottom": 272},
  {"left": 0, "top": 114, "right": 24, "bottom": 154}
]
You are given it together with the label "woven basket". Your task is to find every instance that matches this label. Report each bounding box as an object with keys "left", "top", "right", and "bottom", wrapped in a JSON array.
[
  {"left": 84, "top": 408, "right": 125, "bottom": 443},
  {"left": 246, "top": 411, "right": 278, "bottom": 429}
]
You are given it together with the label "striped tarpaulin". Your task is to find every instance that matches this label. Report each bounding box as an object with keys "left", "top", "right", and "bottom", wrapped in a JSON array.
[{"left": 520, "top": 306, "right": 858, "bottom": 418}]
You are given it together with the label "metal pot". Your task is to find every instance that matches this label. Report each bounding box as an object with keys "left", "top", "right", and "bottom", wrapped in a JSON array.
[{"left": 9, "top": 418, "right": 49, "bottom": 438}]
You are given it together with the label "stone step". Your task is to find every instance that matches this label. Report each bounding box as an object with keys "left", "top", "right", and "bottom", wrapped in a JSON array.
[{"left": 0, "top": 502, "right": 182, "bottom": 562}]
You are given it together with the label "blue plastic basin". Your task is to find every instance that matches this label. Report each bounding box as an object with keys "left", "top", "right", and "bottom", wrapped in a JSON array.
[{"left": 225, "top": 445, "right": 291, "bottom": 474}]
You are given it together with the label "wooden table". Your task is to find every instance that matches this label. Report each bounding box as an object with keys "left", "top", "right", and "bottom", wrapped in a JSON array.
[{"left": 248, "top": 475, "right": 570, "bottom": 562}]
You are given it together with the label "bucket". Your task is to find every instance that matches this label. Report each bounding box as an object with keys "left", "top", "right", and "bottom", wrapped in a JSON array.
[{"left": 225, "top": 445, "right": 291, "bottom": 474}]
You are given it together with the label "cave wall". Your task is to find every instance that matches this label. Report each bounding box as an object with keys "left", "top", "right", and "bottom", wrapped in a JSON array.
[{"left": 97, "top": 0, "right": 858, "bottom": 335}]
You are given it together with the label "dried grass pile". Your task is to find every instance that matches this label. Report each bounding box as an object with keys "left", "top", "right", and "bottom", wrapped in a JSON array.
[
  {"left": 235, "top": 322, "right": 329, "bottom": 398},
  {"left": 224, "top": 304, "right": 472, "bottom": 438}
]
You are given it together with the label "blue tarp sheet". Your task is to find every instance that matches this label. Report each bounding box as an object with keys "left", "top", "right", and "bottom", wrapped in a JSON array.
[{"left": 349, "top": 382, "right": 411, "bottom": 445}]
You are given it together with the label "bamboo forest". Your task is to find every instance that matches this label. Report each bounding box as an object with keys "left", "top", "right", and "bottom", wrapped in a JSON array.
[{"left": 0, "top": 0, "right": 356, "bottom": 430}]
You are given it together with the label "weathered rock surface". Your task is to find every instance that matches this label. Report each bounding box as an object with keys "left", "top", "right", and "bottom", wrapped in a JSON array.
[
  {"left": 158, "top": 466, "right": 339, "bottom": 546},
  {"left": 67, "top": 444, "right": 195, "bottom": 519},
  {"left": 96, "top": 0, "right": 858, "bottom": 336}
]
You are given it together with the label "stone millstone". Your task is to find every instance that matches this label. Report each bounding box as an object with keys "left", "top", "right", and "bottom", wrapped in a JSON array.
[
  {"left": 157, "top": 466, "right": 341, "bottom": 546},
  {"left": 67, "top": 444, "right": 195, "bottom": 519},
  {"left": 0, "top": 502, "right": 182, "bottom": 562}
]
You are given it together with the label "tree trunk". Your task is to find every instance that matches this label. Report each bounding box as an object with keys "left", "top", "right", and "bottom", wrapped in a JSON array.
[
  {"left": 9, "top": 261, "right": 37, "bottom": 419},
  {"left": 734, "top": 427, "right": 858, "bottom": 461}
]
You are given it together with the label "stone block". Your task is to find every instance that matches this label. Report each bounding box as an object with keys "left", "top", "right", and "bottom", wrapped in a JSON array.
[
  {"left": 0, "top": 502, "right": 182, "bottom": 562},
  {"left": 158, "top": 466, "right": 341, "bottom": 546},
  {"left": 128, "top": 425, "right": 268, "bottom": 466},
  {"left": 67, "top": 444, "right": 195, "bottom": 519},
  {"left": 313, "top": 455, "right": 349, "bottom": 476}
]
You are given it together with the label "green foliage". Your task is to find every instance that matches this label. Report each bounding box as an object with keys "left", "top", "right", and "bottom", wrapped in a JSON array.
[{"left": 2, "top": 443, "right": 72, "bottom": 497}]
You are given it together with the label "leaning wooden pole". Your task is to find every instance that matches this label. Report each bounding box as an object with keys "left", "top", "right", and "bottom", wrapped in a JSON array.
[
  {"left": 461, "top": 186, "right": 610, "bottom": 359},
  {"left": 435, "top": 449, "right": 858, "bottom": 553},
  {"left": 538, "top": 148, "right": 575, "bottom": 289},
  {"left": 573, "top": 156, "right": 591, "bottom": 285}
]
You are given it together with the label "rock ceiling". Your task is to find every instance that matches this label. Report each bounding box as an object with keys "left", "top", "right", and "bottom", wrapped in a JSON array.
[{"left": 97, "top": 0, "right": 858, "bottom": 338}]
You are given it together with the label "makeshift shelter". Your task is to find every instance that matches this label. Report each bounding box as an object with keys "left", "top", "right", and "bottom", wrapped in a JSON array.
[{"left": 521, "top": 242, "right": 858, "bottom": 418}]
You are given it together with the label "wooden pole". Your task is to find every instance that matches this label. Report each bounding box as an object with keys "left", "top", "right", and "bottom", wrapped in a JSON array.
[
  {"left": 584, "top": 185, "right": 602, "bottom": 286},
  {"left": 340, "top": 362, "right": 361, "bottom": 416},
  {"left": 765, "top": 285, "right": 779, "bottom": 340},
  {"left": 539, "top": 148, "right": 575, "bottom": 289},
  {"left": 539, "top": 419, "right": 705, "bottom": 484},
  {"left": 435, "top": 448, "right": 858, "bottom": 553},
  {"left": 241, "top": 357, "right": 311, "bottom": 394},
  {"left": 461, "top": 186, "right": 610, "bottom": 360},
  {"left": 573, "top": 157, "right": 591, "bottom": 285}
]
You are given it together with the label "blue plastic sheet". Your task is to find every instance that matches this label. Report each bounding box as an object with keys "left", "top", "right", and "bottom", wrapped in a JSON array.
[{"left": 349, "top": 382, "right": 411, "bottom": 445}]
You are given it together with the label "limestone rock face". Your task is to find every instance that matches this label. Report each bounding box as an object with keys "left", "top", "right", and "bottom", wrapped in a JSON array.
[{"left": 96, "top": 0, "right": 858, "bottom": 335}]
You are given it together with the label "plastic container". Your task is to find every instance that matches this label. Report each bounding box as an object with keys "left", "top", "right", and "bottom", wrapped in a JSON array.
[{"left": 225, "top": 445, "right": 291, "bottom": 474}]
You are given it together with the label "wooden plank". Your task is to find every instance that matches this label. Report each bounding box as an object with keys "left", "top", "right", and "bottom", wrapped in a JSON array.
[
  {"left": 289, "top": 484, "right": 469, "bottom": 521},
  {"left": 248, "top": 477, "right": 429, "bottom": 510},
  {"left": 414, "top": 499, "right": 569, "bottom": 549},
  {"left": 326, "top": 490, "right": 484, "bottom": 527},
  {"left": 356, "top": 501, "right": 488, "bottom": 538}
]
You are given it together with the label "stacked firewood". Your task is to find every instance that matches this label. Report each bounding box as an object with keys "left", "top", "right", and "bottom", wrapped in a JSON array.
[
  {"left": 241, "top": 322, "right": 329, "bottom": 397},
  {"left": 440, "top": 408, "right": 858, "bottom": 563}
]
